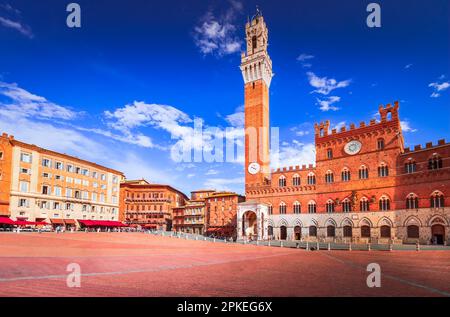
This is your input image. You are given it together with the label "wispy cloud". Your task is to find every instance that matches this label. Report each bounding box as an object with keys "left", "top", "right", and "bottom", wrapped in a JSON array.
[
  {"left": 204, "top": 177, "right": 244, "bottom": 191},
  {"left": 404, "top": 63, "right": 413, "bottom": 69},
  {"left": 0, "top": 81, "right": 77, "bottom": 120},
  {"left": 429, "top": 78, "right": 450, "bottom": 98},
  {"left": 271, "top": 140, "right": 315, "bottom": 169},
  {"left": 401, "top": 120, "right": 417, "bottom": 133},
  {"left": 297, "top": 53, "right": 314, "bottom": 68},
  {"left": 0, "top": 17, "right": 31, "bottom": 37},
  {"left": 306, "top": 72, "right": 351, "bottom": 95},
  {"left": 316, "top": 96, "right": 341, "bottom": 112},
  {"left": 193, "top": 0, "right": 243, "bottom": 56}
]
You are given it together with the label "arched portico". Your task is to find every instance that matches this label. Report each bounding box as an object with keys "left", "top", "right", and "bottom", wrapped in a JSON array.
[{"left": 237, "top": 201, "right": 269, "bottom": 240}]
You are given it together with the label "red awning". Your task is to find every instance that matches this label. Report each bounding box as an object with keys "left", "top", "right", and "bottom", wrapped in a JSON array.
[
  {"left": 15, "top": 220, "right": 39, "bottom": 226},
  {"left": 50, "top": 219, "right": 65, "bottom": 224},
  {"left": 78, "top": 220, "right": 127, "bottom": 227},
  {"left": 144, "top": 224, "right": 157, "bottom": 228},
  {"left": 63, "top": 219, "right": 76, "bottom": 224},
  {"left": 0, "top": 217, "right": 15, "bottom": 225}
]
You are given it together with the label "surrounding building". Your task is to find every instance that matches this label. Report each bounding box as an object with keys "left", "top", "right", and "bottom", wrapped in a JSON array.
[
  {"left": 237, "top": 12, "right": 450, "bottom": 245},
  {"left": 0, "top": 132, "right": 124, "bottom": 228},
  {"left": 119, "top": 179, "right": 188, "bottom": 230},
  {"left": 205, "top": 192, "right": 245, "bottom": 237},
  {"left": 174, "top": 190, "right": 244, "bottom": 237}
]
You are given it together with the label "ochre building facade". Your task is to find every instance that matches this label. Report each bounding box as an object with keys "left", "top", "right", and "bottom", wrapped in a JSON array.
[
  {"left": 237, "top": 13, "right": 450, "bottom": 245},
  {"left": 0, "top": 133, "right": 124, "bottom": 228}
]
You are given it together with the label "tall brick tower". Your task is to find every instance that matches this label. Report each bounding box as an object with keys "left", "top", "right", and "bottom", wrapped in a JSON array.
[{"left": 240, "top": 10, "right": 273, "bottom": 189}]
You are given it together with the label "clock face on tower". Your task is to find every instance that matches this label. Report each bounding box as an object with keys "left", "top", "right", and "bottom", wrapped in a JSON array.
[
  {"left": 344, "top": 140, "right": 362, "bottom": 155},
  {"left": 247, "top": 162, "right": 261, "bottom": 175}
]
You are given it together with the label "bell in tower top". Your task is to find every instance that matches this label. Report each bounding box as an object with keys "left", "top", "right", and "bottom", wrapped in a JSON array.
[{"left": 240, "top": 7, "right": 273, "bottom": 88}]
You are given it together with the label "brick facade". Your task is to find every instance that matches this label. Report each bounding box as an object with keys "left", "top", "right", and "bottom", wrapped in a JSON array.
[
  {"left": 120, "top": 179, "right": 188, "bottom": 231},
  {"left": 237, "top": 13, "right": 450, "bottom": 245}
]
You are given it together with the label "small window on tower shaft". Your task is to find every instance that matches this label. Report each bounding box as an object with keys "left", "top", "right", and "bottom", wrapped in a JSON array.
[
  {"left": 252, "top": 36, "right": 257, "bottom": 51},
  {"left": 327, "top": 149, "right": 333, "bottom": 159}
]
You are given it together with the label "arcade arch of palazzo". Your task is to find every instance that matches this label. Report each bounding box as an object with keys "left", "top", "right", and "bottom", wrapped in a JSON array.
[{"left": 236, "top": 206, "right": 449, "bottom": 245}]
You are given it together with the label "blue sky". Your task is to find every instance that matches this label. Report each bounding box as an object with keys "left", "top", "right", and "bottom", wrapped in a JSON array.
[{"left": 0, "top": 0, "right": 449, "bottom": 196}]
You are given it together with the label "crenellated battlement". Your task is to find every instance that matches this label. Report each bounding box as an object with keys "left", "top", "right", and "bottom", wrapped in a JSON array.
[
  {"left": 315, "top": 101, "right": 401, "bottom": 142},
  {"left": 402, "top": 139, "right": 448, "bottom": 154},
  {"left": 271, "top": 164, "right": 316, "bottom": 174}
]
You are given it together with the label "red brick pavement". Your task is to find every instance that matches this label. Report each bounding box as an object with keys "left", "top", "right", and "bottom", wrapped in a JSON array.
[{"left": 0, "top": 232, "right": 449, "bottom": 297}]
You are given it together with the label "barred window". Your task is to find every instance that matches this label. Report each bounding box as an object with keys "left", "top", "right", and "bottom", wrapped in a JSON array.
[
  {"left": 361, "top": 225, "right": 371, "bottom": 238},
  {"left": 407, "top": 225, "right": 419, "bottom": 238},
  {"left": 309, "top": 225, "right": 317, "bottom": 237},
  {"left": 327, "top": 225, "right": 335, "bottom": 237},
  {"left": 327, "top": 148, "right": 333, "bottom": 159}
]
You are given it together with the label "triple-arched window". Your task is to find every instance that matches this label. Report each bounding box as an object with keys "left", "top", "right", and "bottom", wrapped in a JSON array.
[
  {"left": 293, "top": 201, "right": 301, "bottom": 214},
  {"left": 308, "top": 200, "right": 316, "bottom": 214},
  {"left": 428, "top": 154, "right": 443, "bottom": 170},
  {"left": 307, "top": 172, "right": 316, "bottom": 185},
  {"left": 406, "top": 193, "right": 419, "bottom": 209},
  {"left": 342, "top": 198, "right": 351, "bottom": 212},
  {"left": 359, "top": 165, "right": 369, "bottom": 179},
  {"left": 378, "top": 163, "right": 389, "bottom": 177},
  {"left": 279, "top": 202, "right": 286, "bottom": 214},
  {"left": 325, "top": 170, "right": 334, "bottom": 183},
  {"left": 341, "top": 168, "right": 351, "bottom": 182},
  {"left": 360, "top": 197, "right": 370, "bottom": 211},
  {"left": 430, "top": 191, "right": 445, "bottom": 208},
  {"left": 326, "top": 199, "right": 335, "bottom": 213},
  {"left": 278, "top": 175, "right": 286, "bottom": 187},
  {"left": 292, "top": 174, "right": 301, "bottom": 186},
  {"left": 379, "top": 195, "right": 391, "bottom": 211}
]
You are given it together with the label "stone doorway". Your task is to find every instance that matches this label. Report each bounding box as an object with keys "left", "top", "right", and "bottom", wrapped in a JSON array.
[{"left": 431, "top": 224, "right": 445, "bottom": 245}]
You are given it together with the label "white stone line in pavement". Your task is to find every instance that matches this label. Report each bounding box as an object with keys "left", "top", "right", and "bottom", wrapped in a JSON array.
[
  {"left": 0, "top": 252, "right": 294, "bottom": 283},
  {"left": 320, "top": 252, "right": 450, "bottom": 297}
]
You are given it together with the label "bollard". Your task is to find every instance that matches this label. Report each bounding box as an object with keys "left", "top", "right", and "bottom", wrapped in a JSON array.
[
  {"left": 204, "top": 237, "right": 206, "bottom": 241},
  {"left": 256, "top": 240, "right": 259, "bottom": 246},
  {"left": 328, "top": 243, "right": 331, "bottom": 251},
  {"left": 280, "top": 241, "right": 283, "bottom": 248},
  {"left": 306, "top": 241, "right": 309, "bottom": 251},
  {"left": 213, "top": 238, "right": 216, "bottom": 243},
  {"left": 389, "top": 243, "right": 393, "bottom": 251},
  {"left": 367, "top": 243, "right": 371, "bottom": 251},
  {"left": 268, "top": 240, "right": 271, "bottom": 247},
  {"left": 296, "top": 243, "right": 299, "bottom": 249},
  {"left": 195, "top": 236, "right": 198, "bottom": 240},
  {"left": 316, "top": 241, "right": 319, "bottom": 251},
  {"left": 416, "top": 242, "right": 420, "bottom": 251},
  {"left": 349, "top": 243, "right": 352, "bottom": 251}
]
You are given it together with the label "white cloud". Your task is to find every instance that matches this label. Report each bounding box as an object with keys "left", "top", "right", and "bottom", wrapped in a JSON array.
[
  {"left": 297, "top": 53, "right": 314, "bottom": 62},
  {"left": 205, "top": 169, "right": 219, "bottom": 175},
  {"left": 306, "top": 72, "right": 351, "bottom": 95},
  {"left": 0, "top": 81, "right": 77, "bottom": 120},
  {"left": 400, "top": 120, "right": 417, "bottom": 133},
  {"left": 204, "top": 177, "right": 244, "bottom": 191},
  {"left": 429, "top": 80, "right": 450, "bottom": 98},
  {"left": 0, "top": 16, "right": 33, "bottom": 38},
  {"left": 316, "top": 96, "right": 341, "bottom": 111},
  {"left": 404, "top": 64, "right": 413, "bottom": 69},
  {"left": 332, "top": 121, "right": 346, "bottom": 132},
  {"left": 193, "top": 1, "right": 242, "bottom": 56},
  {"left": 271, "top": 140, "right": 315, "bottom": 169},
  {"left": 225, "top": 105, "right": 244, "bottom": 127}
]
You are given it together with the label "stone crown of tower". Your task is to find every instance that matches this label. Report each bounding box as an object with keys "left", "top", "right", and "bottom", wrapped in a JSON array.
[{"left": 240, "top": 9, "right": 273, "bottom": 88}]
